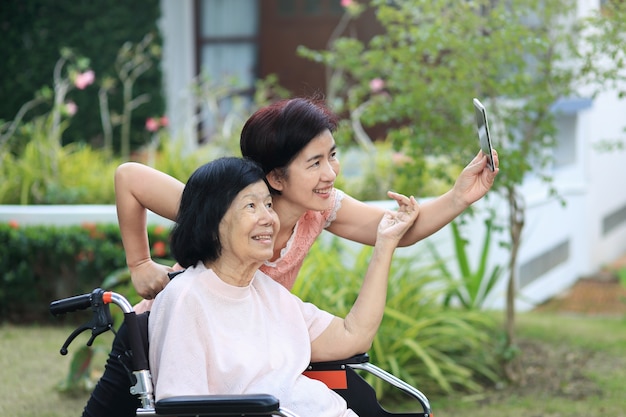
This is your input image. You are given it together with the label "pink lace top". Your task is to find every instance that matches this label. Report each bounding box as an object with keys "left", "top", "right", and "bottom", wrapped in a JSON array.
[{"left": 260, "top": 188, "right": 344, "bottom": 290}]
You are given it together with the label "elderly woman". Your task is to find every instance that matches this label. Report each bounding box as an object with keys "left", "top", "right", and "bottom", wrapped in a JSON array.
[{"left": 148, "top": 156, "right": 419, "bottom": 417}]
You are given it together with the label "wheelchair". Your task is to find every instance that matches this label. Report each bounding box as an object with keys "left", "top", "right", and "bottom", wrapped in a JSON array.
[{"left": 50, "top": 287, "right": 433, "bottom": 417}]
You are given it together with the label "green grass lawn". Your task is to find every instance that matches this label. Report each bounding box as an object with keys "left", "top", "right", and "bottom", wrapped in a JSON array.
[
  {"left": 1, "top": 311, "right": 624, "bottom": 417},
  {"left": 432, "top": 312, "right": 626, "bottom": 417},
  {"left": 0, "top": 325, "right": 112, "bottom": 417}
]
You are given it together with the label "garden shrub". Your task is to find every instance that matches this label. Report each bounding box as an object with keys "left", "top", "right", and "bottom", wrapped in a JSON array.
[
  {"left": 293, "top": 235, "right": 502, "bottom": 397},
  {"left": 0, "top": 221, "right": 171, "bottom": 322},
  {"left": 0, "top": 135, "right": 121, "bottom": 205}
]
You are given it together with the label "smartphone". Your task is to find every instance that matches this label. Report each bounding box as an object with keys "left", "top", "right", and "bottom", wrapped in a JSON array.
[{"left": 473, "top": 98, "right": 495, "bottom": 172}]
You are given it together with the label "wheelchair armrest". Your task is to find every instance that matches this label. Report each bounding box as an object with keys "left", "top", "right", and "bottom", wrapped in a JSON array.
[
  {"left": 154, "top": 394, "right": 280, "bottom": 416},
  {"left": 306, "top": 353, "right": 433, "bottom": 417},
  {"left": 303, "top": 353, "right": 370, "bottom": 391},
  {"left": 307, "top": 353, "right": 370, "bottom": 370}
]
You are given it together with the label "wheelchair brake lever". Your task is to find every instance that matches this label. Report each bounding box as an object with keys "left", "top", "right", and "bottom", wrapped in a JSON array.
[
  {"left": 59, "top": 289, "right": 114, "bottom": 355},
  {"left": 60, "top": 324, "right": 90, "bottom": 355},
  {"left": 85, "top": 319, "right": 113, "bottom": 347}
]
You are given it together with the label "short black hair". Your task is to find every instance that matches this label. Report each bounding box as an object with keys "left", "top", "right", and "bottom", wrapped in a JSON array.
[
  {"left": 170, "top": 157, "right": 267, "bottom": 268},
  {"left": 240, "top": 97, "right": 338, "bottom": 183}
]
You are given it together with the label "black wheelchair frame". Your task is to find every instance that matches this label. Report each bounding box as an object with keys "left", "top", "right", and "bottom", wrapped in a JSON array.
[{"left": 50, "top": 288, "right": 432, "bottom": 417}]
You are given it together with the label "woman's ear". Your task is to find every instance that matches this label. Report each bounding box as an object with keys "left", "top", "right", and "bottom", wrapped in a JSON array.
[{"left": 266, "top": 169, "right": 284, "bottom": 191}]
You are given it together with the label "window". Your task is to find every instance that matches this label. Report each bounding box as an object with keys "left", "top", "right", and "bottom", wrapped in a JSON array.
[
  {"left": 553, "top": 113, "right": 577, "bottom": 168},
  {"left": 197, "top": 0, "right": 258, "bottom": 89},
  {"left": 195, "top": 0, "right": 259, "bottom": 142},
  {"left": 550, "top": 97, "right": 592, "bottom": 169}
]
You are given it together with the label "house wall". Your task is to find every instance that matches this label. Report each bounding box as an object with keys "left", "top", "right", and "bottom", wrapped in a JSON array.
[
  {"left": 159, "top": 0, "right": 197, "bottom": 150},
  {"left": 585, "top": 91, "right": 626, "bottom": 266}
]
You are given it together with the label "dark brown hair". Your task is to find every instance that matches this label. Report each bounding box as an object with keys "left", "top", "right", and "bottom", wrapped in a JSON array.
[{"left": 240, "top": 97, "right": 339, "bottom": 176}]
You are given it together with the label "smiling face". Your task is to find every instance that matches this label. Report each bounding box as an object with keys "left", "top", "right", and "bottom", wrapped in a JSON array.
[
  {"left": 267, "top": 129, "right": 340, "bottom": 213},
  {"left": 218, "top": 180, "right": 280, "bottom": 267}
]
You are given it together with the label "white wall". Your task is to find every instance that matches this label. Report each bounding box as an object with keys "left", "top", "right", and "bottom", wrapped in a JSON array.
[
  {"left": 585, "top": 92, "right": 626, "bottom": 266},
  {"left": 159, "top": 0, "right": 197, "bottom": 151},
  {"left": 0, "top": 205, "right": 174, "bottom": 228}
]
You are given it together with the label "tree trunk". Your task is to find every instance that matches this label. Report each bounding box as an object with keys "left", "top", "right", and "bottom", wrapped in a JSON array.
[{"left": 504, "top": 185, "right": 526, "bottom": 383}]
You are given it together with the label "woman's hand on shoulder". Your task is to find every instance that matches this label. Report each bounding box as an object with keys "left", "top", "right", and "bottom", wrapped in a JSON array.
[{"left": 130, "top": 259, "right": 173, "bottom": 299}]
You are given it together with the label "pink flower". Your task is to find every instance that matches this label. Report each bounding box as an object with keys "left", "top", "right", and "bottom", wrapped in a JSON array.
[
  {"left": 145, "top": 117, "right": 160, "bottom": 132},
  {"left": 391, "top": 152, "right": 413, "bottom": 166},
  {"left": 74, "top": 70, "right": 95, "bottom": 90},
  {"left": 8, "top": 220, "right": 19, "bottom": 229},
  {"left": 145, "top": 115, "right": 168, "bottom": 132},
  {"left": 65, "top": 101, "right": 78, "bottom": 116},
  {"left": 341, "top": 0, "right": 354, "bottom": 7},
  {"left": 369, "top": 78, "right": 385, "bottom": 93}
]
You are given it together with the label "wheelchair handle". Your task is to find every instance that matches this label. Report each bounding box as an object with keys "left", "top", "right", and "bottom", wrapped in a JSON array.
[
  {"left": 49, "top": 289, "right": 145, "bottom": 371},
  {"left": 50, "top": 291, "right": 97, "bottom": 316},
  {"left": 50, "top": 288, "right": 134, "bottom": 316}
]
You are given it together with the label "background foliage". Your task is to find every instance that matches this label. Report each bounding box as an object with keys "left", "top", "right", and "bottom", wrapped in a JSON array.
[
  {"left": 0, "top": 0, "right": 164, "bottom": 151},
  {"left": 0, "top": 135, "right": 121, "bottom": 205},
  {"left": 0, "top": 222, "right": 171, "bottom": 322},
  {"left": 293, "top": 236, "right": 502, "bottom": 398},
  {"left": 299, "top": 0, "right": 626, "bottom": 369}
]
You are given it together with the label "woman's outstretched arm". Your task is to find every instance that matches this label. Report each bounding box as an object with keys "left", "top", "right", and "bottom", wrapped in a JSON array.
[
  {"left": 328, "top": 149, "right": 499, "bottom": 247},
  {"left": 115, "top": 162, "right": 184, "bottom": 298},
  {"left": 311, "top": 194, "right": 419, "bottom": 361}
]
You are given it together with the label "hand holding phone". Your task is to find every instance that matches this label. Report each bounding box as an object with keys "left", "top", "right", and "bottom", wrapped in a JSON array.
[{"left": 473, "top": 98, "right": 495, "bottom": 172}]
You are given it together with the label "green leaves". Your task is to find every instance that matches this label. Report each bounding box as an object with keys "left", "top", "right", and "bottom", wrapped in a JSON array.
[
  {"left": 0, "top": 222, "right": 170, "bottom": 322},
  {"left": 57, "top": 344, "right": 98, "bottom": 395},
  {"left": 0, "top": 109, "right": 121, "bottom": 205},
  {"left": 294, "top": 236, "right": 502, "bottom": 397},
  {"left": 427, "top": 215, "right": 504, "bottom": 310},
  {"left": 301, "top": 0, "right": 626, "bottom": 204}
]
